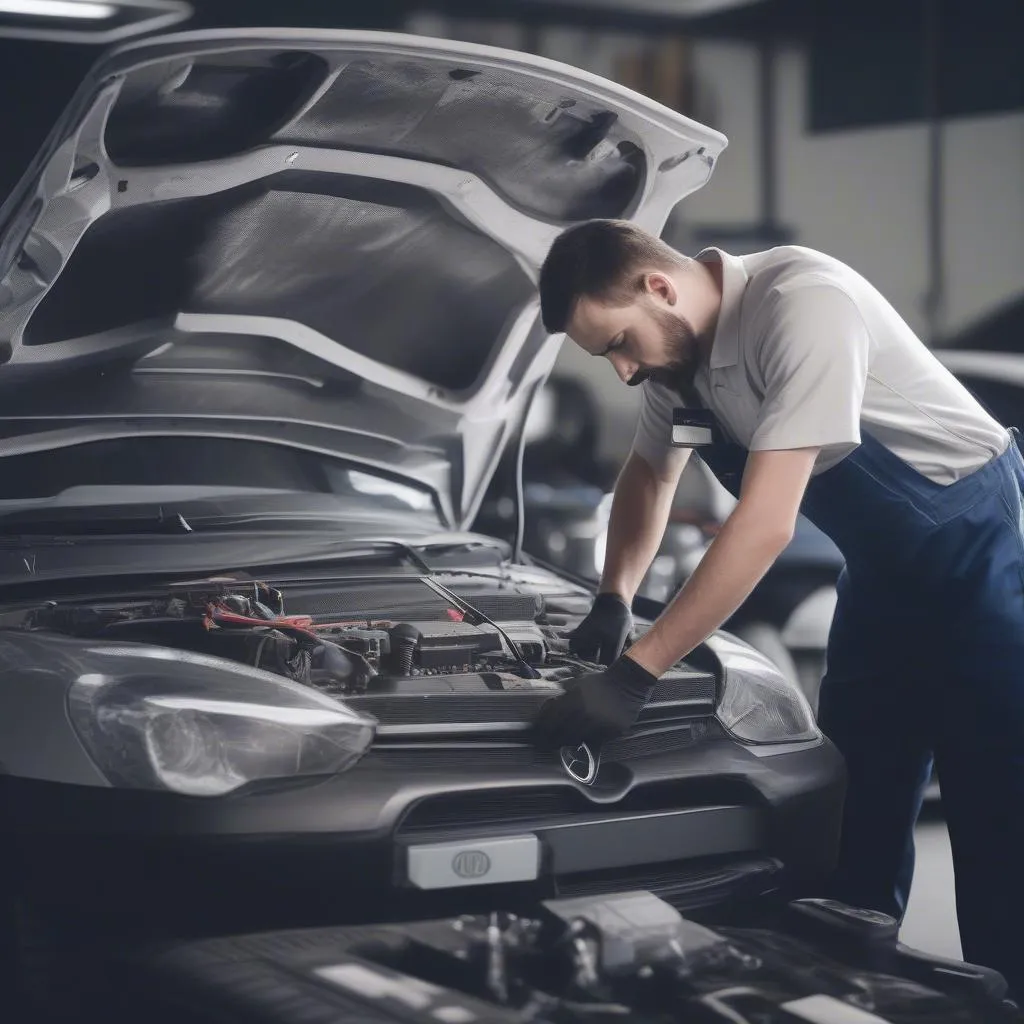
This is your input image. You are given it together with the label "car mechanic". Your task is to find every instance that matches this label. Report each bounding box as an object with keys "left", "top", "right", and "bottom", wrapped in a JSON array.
[{"left": 530, "top": 219, "right": 1024, "bottom": 998}]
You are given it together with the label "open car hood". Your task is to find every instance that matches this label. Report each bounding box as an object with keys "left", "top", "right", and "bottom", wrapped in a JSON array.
[{"left": 0, "top": 28, "right": 726, "bottom": 529}]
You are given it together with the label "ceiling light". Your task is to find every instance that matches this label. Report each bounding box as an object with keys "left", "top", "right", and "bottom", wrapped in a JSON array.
[
  {"left": 0, "top": 0, "right": 115, "bottom": 17},
  {"left": 0, "top": 0, "right": 190, "bottom": 41}
]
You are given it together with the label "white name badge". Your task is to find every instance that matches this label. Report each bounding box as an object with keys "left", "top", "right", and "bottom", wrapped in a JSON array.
[{"left": 672, "top": 408, "right": 721, "bottom": 448}]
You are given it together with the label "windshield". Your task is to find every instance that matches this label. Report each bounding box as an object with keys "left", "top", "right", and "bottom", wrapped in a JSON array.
[{"left": 0, "top": 437, "right": 441, "bottom": 524}]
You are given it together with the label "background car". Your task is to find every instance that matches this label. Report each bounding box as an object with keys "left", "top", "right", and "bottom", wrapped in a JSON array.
[
  {"left": 935, "top": 350, "right": 1024, "bottom": 433},
  {"left": 0, "top": 27, "right": 847, "bottom": 1020}
]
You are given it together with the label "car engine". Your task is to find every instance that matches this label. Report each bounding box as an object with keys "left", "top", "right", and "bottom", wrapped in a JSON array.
[{"left": 14, "top": 575, "right": 597, "bottom": 697}]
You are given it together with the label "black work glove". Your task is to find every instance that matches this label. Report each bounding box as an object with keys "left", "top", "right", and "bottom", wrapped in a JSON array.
[
  {"left": 533, "top": 654, "right": 658, "bottom": 750},
  {"left": 567, "top": 592, "right": 634, "bottom": 666}
]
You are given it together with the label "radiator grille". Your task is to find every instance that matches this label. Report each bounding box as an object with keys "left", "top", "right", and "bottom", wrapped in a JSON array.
[
  {"left": 397, "top": 768, "right": 748, "bottom": 836},
  {"left": 358, "top": 746, "right": 561, "bottom": 773},
  {"left": 346, "top": 691, "right": 549, "bottom": 725},
  {"left": 401, "top": 788, "right": 581, "bottom": 832},
  {"left": 346, "top": 673, "right": 715, "bottom": 728},
  {"left": 650, "top": 673, "right": 716, "bottom": 705},
  {"left": 357, "top": 721, "right": 716, "bottom": 773},
  {"left": 603, "top": 720, "right": 714, "bottom": 759}
]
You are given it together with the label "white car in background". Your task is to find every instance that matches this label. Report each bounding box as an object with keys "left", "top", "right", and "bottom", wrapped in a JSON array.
[{"left": 934, "top": 350, "right": 1024, "bottom": 431}]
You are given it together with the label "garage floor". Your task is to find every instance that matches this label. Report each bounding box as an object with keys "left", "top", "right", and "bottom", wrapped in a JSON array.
[{"left": 901, "top": 811, "right": 961, "bottom": 961}]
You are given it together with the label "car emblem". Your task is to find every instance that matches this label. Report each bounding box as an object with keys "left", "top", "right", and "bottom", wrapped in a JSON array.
[
  {"left": 559, "top": 742, "right": 599, "bottom": 785},
  {"left": 451, "top": 849, "right": 491, "bottom": 879}
]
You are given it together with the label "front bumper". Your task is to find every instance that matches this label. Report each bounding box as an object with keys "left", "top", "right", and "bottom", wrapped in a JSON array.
[{"left": 2, "top": 725, "right": 845, "bottom": 937}]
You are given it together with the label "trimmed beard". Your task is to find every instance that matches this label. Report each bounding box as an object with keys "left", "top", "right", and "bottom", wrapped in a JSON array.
[{"left": 626, "top": 306, "right": 701, "bottom": 396}]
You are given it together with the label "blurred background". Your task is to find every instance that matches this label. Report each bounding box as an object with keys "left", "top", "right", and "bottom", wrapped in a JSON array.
[{"left": 2, "top": 0, "right": 1021, "bottom": 963}]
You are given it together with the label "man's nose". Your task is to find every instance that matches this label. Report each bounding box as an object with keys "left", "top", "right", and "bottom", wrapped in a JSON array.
[{"left": 608, "top": 352, "right": 637, "bottom": 384}]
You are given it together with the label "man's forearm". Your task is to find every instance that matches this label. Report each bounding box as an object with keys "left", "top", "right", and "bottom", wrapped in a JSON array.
[
  {"left": 599, "top": 451, "right": 683, "bottom": 602},
  {"left": 625, "top": 502, "right": 792, "bottom": 676},
  {"left": 622, "top": 447, "right": 819, "bottom": 676}
]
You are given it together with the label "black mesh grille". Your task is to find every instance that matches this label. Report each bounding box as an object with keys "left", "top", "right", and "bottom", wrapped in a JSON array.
[
  {"left": 603, "top": 719, "right": 714, "bottom": 759},
  {"left": 358, "top": 746, "right": 561, "bottom": 773},
  {"left": 346, "top": 691, "right": 550, "bottom": 725},
  {"left": 650, "top": 674, "right": 717, "bottom": 705},
  {"left": 400, "top": 787, "right": 585, "bottom": 833}
]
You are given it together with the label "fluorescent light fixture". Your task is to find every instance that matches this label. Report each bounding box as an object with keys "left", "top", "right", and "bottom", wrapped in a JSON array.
[
  {"left": 0, "top": 0, "right": 115, "bottom": 17},
  {"left": 0, "top": 0, "right": 190, "bottom": 42}
]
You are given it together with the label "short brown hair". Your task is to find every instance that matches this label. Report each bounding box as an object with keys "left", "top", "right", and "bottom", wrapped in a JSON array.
[{"left": 538, "top": 219, "right": 689, "bottom": 334}]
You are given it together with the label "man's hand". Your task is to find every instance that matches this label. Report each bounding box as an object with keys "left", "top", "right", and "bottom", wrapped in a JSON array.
[
  {"left": 567, "top": 592, "right": 634, "bottom": 665},
  {"left": 533, "top": 653, "right": 658, "bottom": 749}
]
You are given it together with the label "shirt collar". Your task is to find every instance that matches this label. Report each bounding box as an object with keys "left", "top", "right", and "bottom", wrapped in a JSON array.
[{"left": 696, "top": 247, "right": 748, "bottom": 370}]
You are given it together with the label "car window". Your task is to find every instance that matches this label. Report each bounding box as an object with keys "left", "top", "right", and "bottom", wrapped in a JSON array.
[{"left": 0, "top": 437, "right": 440, "bottom": 519}]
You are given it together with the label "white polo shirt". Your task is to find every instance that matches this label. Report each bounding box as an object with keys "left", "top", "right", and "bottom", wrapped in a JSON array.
[{"left": 633, "top": 245, "right": 1010, "bottom": 485}]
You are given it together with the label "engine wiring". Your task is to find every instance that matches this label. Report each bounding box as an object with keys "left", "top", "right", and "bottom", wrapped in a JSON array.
[
  {"left": 421, "top": 576, "right": 541, "bottom": 680},
  {"left": 22, "top": 569, "right": 597, "bottom": 699},
  {"left": 202, "top": 605, "right": 320, "bottom": 641}
]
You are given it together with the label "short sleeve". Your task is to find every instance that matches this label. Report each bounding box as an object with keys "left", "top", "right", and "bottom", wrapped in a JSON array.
[
  {"left": 749, "top": 284, "right": 870, "bottom": 461},
  {"left": 632, "top": 381, "right": 690, "bottom": 477}
]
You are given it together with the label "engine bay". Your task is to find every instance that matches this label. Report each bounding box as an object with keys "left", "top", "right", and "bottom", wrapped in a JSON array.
[{"left": 15, "top": 574, "right": 601, "bottom": 698}]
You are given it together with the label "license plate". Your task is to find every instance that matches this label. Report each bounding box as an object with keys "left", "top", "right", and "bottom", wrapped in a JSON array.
[{"left": 404, "top": 835, "right": 540, "bottom": 890}]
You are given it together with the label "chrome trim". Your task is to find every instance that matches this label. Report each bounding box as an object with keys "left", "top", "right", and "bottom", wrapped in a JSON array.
[
  {"left": 373, "top": 709, "right": 714, "bottom": 738},
  {"left": 375, "top": 722, "right": 533, "bottom": 737}
]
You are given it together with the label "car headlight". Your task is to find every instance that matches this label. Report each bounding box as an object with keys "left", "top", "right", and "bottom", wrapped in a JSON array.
[
  {"left": 707, "top": 633, "right": 820, "bottom": 744},
  {"left": 67, "top": 645, "right": 376, "bottom": 796}
]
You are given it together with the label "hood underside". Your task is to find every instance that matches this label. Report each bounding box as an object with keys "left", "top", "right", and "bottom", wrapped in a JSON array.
[{"left": 0, "top": 28, "right": 726, "bottom": 528}]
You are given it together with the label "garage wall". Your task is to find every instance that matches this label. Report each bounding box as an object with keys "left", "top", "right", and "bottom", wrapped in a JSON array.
[
  {"left": 552, "top": 39, "right": 1024, "bottom": 464},
  {"left": 773, "top": 43, "right": 1024, "bottom": 342}
]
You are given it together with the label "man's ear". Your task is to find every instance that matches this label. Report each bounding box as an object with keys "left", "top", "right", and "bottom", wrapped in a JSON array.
[{"left": 643, "top": 271, "right": 678, "bottom": 307}]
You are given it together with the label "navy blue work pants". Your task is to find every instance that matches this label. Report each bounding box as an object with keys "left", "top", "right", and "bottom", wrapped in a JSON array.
[{"left": 817, "top": 435, "right": 1024, "bottom": 997}]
